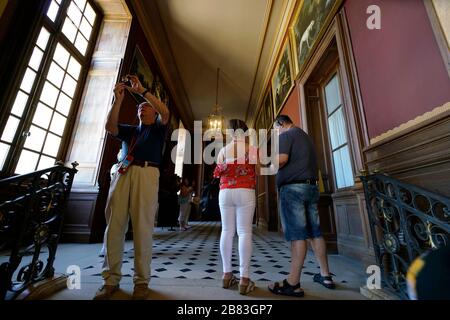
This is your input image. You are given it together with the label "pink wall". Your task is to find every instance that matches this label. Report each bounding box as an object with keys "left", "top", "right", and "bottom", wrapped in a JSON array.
[
  {"left": 345, "top": 0, "right": 450, "bottom": 139},
  {"left": 279, "top": 84, "right": 301, "bottom": 126}
]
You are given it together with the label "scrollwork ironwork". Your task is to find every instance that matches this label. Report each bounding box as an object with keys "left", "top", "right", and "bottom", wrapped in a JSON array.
[
  {"left": 361, "top": 173, "right": 450, "bottom": 299},
  {"left": 0, "top": 165, "right": 77, "bottom": 300}
]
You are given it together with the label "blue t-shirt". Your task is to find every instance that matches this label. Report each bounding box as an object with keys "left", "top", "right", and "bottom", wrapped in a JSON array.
[{"left": 116, "top": 121, "right": 167, "bottom": 165}]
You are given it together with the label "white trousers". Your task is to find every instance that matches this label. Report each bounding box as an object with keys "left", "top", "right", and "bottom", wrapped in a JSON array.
[
  {"left": 218, "top": 188, "right": 256, "bottom": 278},
  {"left": 178, "top": 202, "right": 191, "bottom": 226},
  {"left": 102, "top": 165, "right": 160, "bottom": 286}
]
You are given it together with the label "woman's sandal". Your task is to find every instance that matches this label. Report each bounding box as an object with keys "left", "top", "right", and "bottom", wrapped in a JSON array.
[
  {"left": 313, "top": 273, "right": 336, "bottom": 289},
  {"left": 239, "top": 280, "right": 256, "bottom": 295},
  {"left": 222, "top": 275, "right": 239, "bottom": 289},
  {"left": 268, "top": 279, "right": 304, "bottom": 297}
]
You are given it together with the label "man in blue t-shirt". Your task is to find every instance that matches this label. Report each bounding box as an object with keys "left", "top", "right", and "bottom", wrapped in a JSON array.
[
  {"left": 94, "top": 75, "right": 169, "bottom": 300},
  {"left": 268, "top": 115, "right": 334, "bottom": 298}
]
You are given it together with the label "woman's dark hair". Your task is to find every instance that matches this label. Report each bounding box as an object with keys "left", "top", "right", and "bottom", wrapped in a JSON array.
[
  {"left": 275, "top": 115, "right": 293, "bottom": 126},
  {"left": 228, "top": 119, "right": 248, "bottom": 132}
]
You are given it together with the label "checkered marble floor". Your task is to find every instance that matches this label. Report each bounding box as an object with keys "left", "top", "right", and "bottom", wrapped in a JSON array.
[{"left": 75, "top": 221, "right": 361, "bottom": 285}]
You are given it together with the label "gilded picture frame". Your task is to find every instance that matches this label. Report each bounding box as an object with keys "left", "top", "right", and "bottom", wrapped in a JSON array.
[
  {"left": 271, "top": 38, "right": 295, "bottom": 116},
  {"left": 290, "top": 0, "right": 343, "bottom": 78},
  {"left": 255, "top": 106, "right": 265, "bottom": 133},
  {"left": 263, "top": 88, "right": 274, "bottom": 130}
]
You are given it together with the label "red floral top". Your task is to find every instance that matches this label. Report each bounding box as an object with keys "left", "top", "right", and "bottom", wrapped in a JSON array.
[{"left": 213, "top": 146, "right": 257, "bottom": 190}]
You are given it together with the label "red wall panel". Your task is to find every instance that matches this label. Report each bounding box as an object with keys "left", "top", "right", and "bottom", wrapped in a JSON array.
[
  {"left": 344, "top": 0, "right": 450, "bottom": 138},
  {"left": 278, "top": 84, "right": 301, "bottom": 126}
]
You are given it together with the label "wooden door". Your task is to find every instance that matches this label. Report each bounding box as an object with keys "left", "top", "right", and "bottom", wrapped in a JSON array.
[{"left": 305, "top": 84, "right": 338, "bottom": 252}]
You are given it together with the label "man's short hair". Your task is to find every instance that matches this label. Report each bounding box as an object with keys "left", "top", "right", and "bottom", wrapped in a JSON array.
[
  {"left": 275, "top": 115, "right": 293, "bottom": 126},
  {"left": 138, "top": 102, "right": 151, "bottom": 109},
  {"left": 138, "top": 102, "right": 160, "bottom": 121}
]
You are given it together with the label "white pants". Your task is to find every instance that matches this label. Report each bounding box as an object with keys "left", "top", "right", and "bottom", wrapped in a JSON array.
[
  {"left": 218, "top": 188, "right": 256, "bottom": 278},
  {"left": 102, "top": 165, "right": 160, "bottom": 286},
  {"left": 178, "top": 202, "right": 191, "bottom": 226}
]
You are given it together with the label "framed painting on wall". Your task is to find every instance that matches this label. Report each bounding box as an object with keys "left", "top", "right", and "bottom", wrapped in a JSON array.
[
  {"left": 252, "top": 113, "right": 258, "bottom": 131},
  {"left": 271, "top": 39, "right": 294, "bottom": 116},
  {"left": 290, "top": 0, "right": 343, "bottom": 77},
  {"left": 255, "top": 107, "right": 265, "bottom": 133},
  {"left": 152, "top": 74, "right": 169, "bottom": 105},
  {"left": 129, "top": 46, "right": 171, "bottom": 108},
  {"left": 263, "top": 89, "right": 274, "bottom": 129},
  {"left": 129, "top": 46, "right": 155, "bottom": 103}
]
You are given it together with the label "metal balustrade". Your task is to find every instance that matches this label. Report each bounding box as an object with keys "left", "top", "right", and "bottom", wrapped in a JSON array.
[
  {"left": 0, "top": 162, "right": 78, "bottom": 300},
  {"left": 361, "top": 173, "right": 450, "bottom": 299}
]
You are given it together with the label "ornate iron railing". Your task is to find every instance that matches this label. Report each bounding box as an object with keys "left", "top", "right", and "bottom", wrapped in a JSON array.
[
  {"left": 360, "top": 173, "right": 450, "bottom": 299},
  {"left": 0, "top": 162, "right": 78, "bottom": 300}
]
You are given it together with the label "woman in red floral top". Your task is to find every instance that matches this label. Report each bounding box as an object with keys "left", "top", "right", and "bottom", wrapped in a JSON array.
[{"left": 213, "top": 119, "right": 259, "bottom": 295}]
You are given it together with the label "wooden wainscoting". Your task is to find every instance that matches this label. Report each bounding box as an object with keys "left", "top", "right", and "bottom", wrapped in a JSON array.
[
  {"left": 318, "top": 192, "right": 338, "bottom": 253},
  {"left": 364, "top": 109, "right": 450, "bottom": 198},
  {"left": 62, "top": 190, "right": 98, "bottom": 243},
  {"left": 256, "top": 174, "right": 280, "bottom": 232},
  {"left": 267, "top": 175, "right": 279, "bottom": 232},
  {"left": 332, "top": 187, "right": 375, "bottom": 264},
  {"left": 257, "top": 192, "right": 268, "bottom": 230}
]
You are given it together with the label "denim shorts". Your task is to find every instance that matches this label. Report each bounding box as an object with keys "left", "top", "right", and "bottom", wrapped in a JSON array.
[{"left": 279, "top": 183, "right": 322, "bottom": 241}]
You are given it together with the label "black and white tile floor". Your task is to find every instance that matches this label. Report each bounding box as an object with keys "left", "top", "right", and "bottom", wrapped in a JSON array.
[
  {"left": 79, "top": 222, "right": 362, "bottom": 285},
  {"left": 44, "top": 221, "right": 367, "bottom": 299}
]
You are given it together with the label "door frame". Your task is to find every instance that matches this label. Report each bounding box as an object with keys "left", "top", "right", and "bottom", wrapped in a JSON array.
[
  {"left": 297, "top": 10, "right": 369, "bottom": 174},
  {"left": 304, "top": 59, "right": 345, "bottom": 253},
  {"left": 295, "top": 9, "right": 375, "bottom": 263}
]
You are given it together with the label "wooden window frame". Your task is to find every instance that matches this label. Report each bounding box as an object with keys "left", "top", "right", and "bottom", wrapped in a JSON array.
[
  {"left": 0, "top": 0, "right": 103, "bottom": 176},
  {"left": 321, "top": 67, "right": 355, "bottom": 190}
]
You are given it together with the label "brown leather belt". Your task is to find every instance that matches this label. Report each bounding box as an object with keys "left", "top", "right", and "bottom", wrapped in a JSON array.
[{"left": 131, "top": 160, "right": 160, "bottom": 168}]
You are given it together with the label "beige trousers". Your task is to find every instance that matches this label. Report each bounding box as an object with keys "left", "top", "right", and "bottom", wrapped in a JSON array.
[{"left": 102, "top": 165, "right": 160, "bottom": 286}]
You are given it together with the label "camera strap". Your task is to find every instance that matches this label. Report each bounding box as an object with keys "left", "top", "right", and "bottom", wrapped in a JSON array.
[{"left": 126, "top": 126, "right": 149, "bottom": 158}]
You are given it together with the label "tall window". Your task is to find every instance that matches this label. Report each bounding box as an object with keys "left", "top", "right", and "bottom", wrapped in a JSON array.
[
  {"left": 324, "top": 73, "right": 354, "bottom": 189},
  {"left": 0, "top": 0, "right": 100, "bottom": 175}
]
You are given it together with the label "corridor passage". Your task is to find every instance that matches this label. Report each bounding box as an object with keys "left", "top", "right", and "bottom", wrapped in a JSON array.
[{"left": 47, "top": 222, "right": 366, "bottom": 300}]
